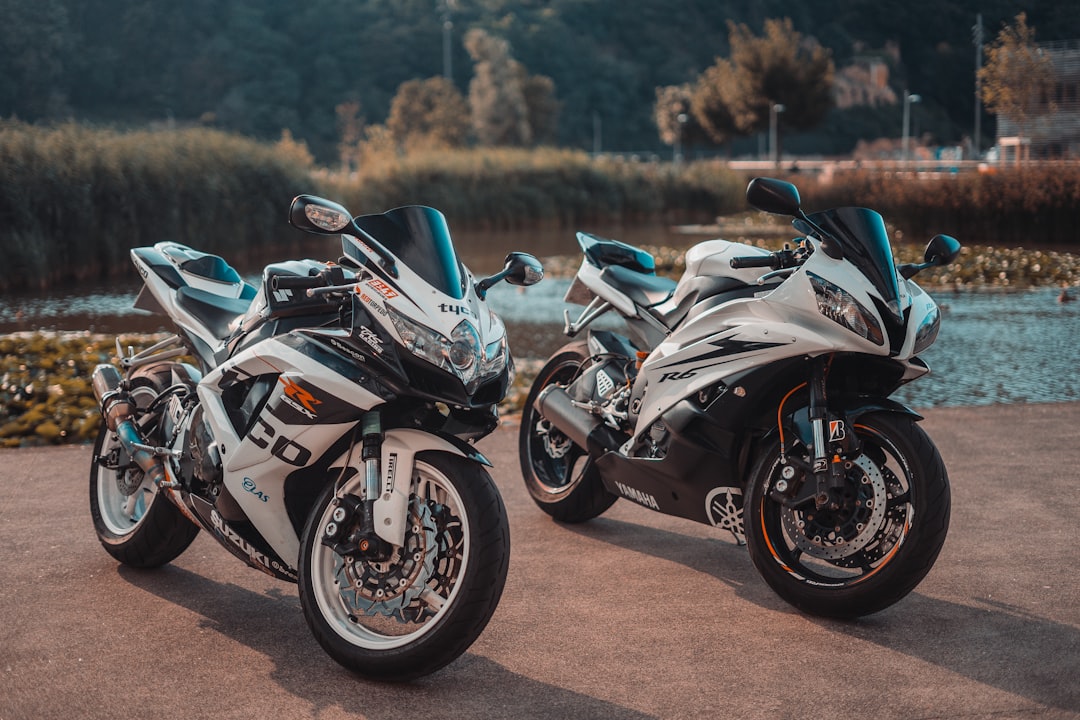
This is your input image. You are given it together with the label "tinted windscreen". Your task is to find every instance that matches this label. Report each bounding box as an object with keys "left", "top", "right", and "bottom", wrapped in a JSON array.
[
  {"left": 806, "top": 207, "right": 902, "bottom": 320},
  {"left": 349, "top": 205, "right": 465, "bottom": 300}
]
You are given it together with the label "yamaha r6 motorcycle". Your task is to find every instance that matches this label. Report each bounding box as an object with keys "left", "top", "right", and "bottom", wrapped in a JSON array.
[
  {"left": 90, "top": 194, "right": 542, "bottom": 679},
  {"left": 520, "top": 177, "right": 958, "bottom": 618}
]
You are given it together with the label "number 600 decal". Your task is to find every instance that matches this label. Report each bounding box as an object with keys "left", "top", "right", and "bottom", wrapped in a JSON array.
[{"left": 248, "top": 417, "right": 312, "bottom": 466}]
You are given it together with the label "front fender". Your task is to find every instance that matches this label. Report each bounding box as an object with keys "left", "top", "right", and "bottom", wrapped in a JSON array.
[
  {"left": 788, "top": 397, "right": 922, "bottom": 450},
  {"left": 332, "top": 428, "right": 490, "bottom": 548}
]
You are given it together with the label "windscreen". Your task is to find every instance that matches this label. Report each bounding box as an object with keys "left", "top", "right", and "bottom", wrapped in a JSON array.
[
  {"left": 348, "top": 205, "right": 466, "bottom": 300},
  {"left": 806, "top": 207, "right": 902, "bottom": 321}
]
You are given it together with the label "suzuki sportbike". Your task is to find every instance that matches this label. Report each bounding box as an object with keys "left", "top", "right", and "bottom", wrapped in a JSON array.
[
  {"left": 520, "top": 177, "right": 958, "bottom": 617},
  {"left": 90, "top": 195, "right": 542, "bottom": 678}
]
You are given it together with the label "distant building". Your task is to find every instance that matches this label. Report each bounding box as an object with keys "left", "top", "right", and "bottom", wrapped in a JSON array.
[
  {"left": 834, "top": 57, "right": 898, "bottom": 109},
  {"left": 995, "top": 39, "right": 1080, "bottom": 161}
]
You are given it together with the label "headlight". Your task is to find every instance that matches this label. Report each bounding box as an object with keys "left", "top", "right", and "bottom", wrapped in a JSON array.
[
  {"left": 912, "top": 305, "right": 940, "bottom": 354},
  {"left": 480, "top": 308, "right": 509, "bottom": 378},
  {"left": 388, "top": 307, "right": 507, "bottom": 386},
  {"left": 808, "top": 272, "right": 884, "bottom": 346}
]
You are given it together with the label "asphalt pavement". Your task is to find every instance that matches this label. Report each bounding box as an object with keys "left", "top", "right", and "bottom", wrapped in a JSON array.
[{"left": 1, "top": 402, "right": 1078, "bottom": 720}]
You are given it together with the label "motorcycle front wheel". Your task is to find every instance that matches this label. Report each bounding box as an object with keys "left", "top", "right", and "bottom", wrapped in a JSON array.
[
  {"left": 518, "top": 341, "right": 617, "bottom": 523},
  {"left": 298, "top": 450, "right": 509, "bottom": 680},
  {"left": 746, "top": 411, "right": 950, "bottom": 618}
]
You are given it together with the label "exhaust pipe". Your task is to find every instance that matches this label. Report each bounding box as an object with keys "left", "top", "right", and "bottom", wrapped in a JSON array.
[
  {"left": 92, "top": 364, "right": 168, "bottom": 487},
  {"left": 534, "top": 384, "right": 622, "bottom": 455}
]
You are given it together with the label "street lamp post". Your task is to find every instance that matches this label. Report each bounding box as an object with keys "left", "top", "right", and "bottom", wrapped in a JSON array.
[
  {"left": 674, "top": 112, "right": 688, "bottom": 164},
  {"left": 902, "top": 91, "right": 921, "bottom": 163},
  {"left": 770, "top": 103, "right": 786, "bottom": 168},
  {"left": 440, "top": 0, "right": 455, "bottom": 81}
]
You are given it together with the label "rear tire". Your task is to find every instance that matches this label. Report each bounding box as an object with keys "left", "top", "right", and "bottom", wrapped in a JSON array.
[
  {"left": 518, "top": 341, "right": 617, "bottom": 523},
  {"left": 746, "top": 411, "right": 950, "bottom": 618},
  {"left": 89, "top": 373, "right": 199, "bottom": 568}
]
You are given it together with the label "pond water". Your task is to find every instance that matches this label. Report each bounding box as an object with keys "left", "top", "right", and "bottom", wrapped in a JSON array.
[{"left": 3, "top": 222, "right": 1079, "bottom": 410}]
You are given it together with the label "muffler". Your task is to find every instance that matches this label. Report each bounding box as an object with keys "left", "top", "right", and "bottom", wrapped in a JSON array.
[
  {"left": 534, "top": 384, "right": 622, "bottom": 455},
  {"left": 92, "top": 364, "right": 169, "bottom": 487}
]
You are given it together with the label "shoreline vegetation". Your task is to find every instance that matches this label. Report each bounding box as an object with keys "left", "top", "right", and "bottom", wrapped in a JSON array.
[
  {"left": 5, "top": 122, "right": 1080, "bottom": 291},
  {"left": 4, "top": 122, "right": 1080, "bottom": 445}
]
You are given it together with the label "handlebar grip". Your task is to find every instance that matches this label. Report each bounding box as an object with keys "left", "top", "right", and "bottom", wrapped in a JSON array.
[
  {"left": 271, "top": 274, "right": 322, "bottom": 291},
  {"left": 729, "top": 255, "right": 778, "bottom": 269}
]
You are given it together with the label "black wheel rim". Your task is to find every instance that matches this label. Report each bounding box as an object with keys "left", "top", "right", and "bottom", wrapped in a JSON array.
[
  {"left": 758, "top": 424, "right": 914, "bottom": 588},
  {"left": 523, "top": 359, "right": 587, "bottom": 495}
]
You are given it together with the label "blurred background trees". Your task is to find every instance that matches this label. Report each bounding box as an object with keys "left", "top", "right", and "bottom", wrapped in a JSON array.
[
  {"left": 2, "top": 0, "right": 1080, "bottom": 163},
  {"left": 978, "top": 12, "right": 1057, "bottom": 161}
]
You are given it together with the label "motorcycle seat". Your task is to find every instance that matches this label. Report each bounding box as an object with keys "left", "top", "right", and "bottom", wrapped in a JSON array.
[
  {"left": 599, "top": 264, "right": 677, "bottom": 307},
  {"left": 175, "top": 285, "right": 252, "bottom": 339}
]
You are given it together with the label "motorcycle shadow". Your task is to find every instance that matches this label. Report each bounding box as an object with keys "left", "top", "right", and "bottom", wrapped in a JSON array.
[
  {"left": 114, "top": 563, "right": 656, "bottom": 718},
  {"left": 549, "top": 515, "right": 1080, "bottom": 714},
  {"left": 548, "top": 514, "right": 778, "bottom": 605}
]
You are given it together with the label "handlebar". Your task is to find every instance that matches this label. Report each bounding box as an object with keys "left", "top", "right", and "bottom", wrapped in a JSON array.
[
  {"left": 271, "top": 274, "right": 325, "bottom": 291},
  {"left": 730, "top": 245, "right": 807, "bottom": 271},
  {"left": 729, "top": 255, "right": 779, "bottom": 270}
]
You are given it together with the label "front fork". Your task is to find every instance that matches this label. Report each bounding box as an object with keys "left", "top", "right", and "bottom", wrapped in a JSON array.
[
  {"left": 778, "top": 355, "right": 859, "bottom": 510},
  {"left": 321, "top": 411, "right": 395, "bottom": 560}
]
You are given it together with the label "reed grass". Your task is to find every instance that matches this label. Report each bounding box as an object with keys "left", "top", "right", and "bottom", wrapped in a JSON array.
[
  {"left": 794, "top": 167, "right": 1080, "bottom": 249},
  {"left": 6, "top": 120, "right": 1079, "bottom": 295},
  {"left": 0, "top": 121, "right": 312, "bottom": 291},
  {"left": 321, "top": 148, "right": 745, "bottom": 230}
]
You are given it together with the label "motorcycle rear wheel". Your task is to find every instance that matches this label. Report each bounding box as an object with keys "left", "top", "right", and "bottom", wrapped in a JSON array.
[
  {"left": 518, "top": 341, "right": 617, "bottom": 523},
  {"left": 746, "top": 411, "right": 950, "bottom": 618},
  {"left": 89, "top": 375, "right": 199, "bottom": 568},
  {"left": 298, "top": 451, "right": 509, "bottom": 680}
]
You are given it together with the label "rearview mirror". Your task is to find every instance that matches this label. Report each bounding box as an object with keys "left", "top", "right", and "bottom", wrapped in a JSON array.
[
  {"left": 924, "top": 234, "right": 961, "bottom": 266},
  {"left": 289, "top": 195, "right": 353, "bottom": 234},
  {"left": 502, "top": 252, "right": 544, "bottom": 287},
  {"left": 746, "top": 177, "right": 802, "bottom": 216},
  {"left": 476, "top": 252, "right": 544, "bottom": 299},
  {"left": 899, "top": 234, "right": 963, "bottom": 279}
]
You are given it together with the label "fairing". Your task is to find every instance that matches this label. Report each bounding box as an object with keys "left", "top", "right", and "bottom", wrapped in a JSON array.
[
  {"left": 806, "top": 207, "right": 903, "bottom": 322},
  {"left": 349, "top": 205, "right": 466, "bottom": 300}
]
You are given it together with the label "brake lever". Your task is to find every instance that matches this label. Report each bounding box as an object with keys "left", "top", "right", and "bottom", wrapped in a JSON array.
[
  {"left": 307, "top": 282, "right": 361, "bottom": 298},
  {"left": 756, "top": 268, "right": 795, "bottom": 285}
]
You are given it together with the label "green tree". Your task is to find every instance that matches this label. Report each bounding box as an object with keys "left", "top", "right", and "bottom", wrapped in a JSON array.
[
  {"left": 0, "top": 0, "right": 71, "bottom": 118},
  {"left": 725, "top": 18, "right": 835, "bottom": 153},
  {"left": 520, "top": 71, "right": 560, "bottom": 146},
  {"left": 386, "top": 77, "right": 470, "bottom": 150},
  {"left": 654, "top": 83, "right": 711, "bottom": 157},
  {"left": 688, "top": 62, "right": 741, "bottom": 151},
  {"left": 978, "top": 12, "right": 1056, "bottom": 162},
  {"left": 465, "top": 28, "right": 531, "bottom": 146},
  {"left": 336, "top": 100, "right": 364, "bottom": 172}
]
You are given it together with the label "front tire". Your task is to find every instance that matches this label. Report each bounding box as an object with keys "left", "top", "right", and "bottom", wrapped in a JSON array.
[
  {"left": 746, "top": 412, "right": 950, "bottom": 618},
  {"left": 298, "top": 451, "right": 509, "bottom": 680},
  {"left": 518, "top": 341, "right": 617, "bottom": 523}
]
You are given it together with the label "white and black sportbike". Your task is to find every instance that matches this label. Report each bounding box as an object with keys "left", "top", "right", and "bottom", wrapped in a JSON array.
[
  {"left": 90, "top": 195, "right": 542, "bottom": 679},
  {"left": 520, "top": 177, "right": 958, "bottom": 618}
]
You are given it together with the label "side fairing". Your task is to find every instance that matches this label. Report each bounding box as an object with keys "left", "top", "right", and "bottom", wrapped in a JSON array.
[
  {"left": 632, "top": 247, "right": 912, "bottom": 440},
  {"left": 197, "top": 334, "right": 383, "bottom": 566}
]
